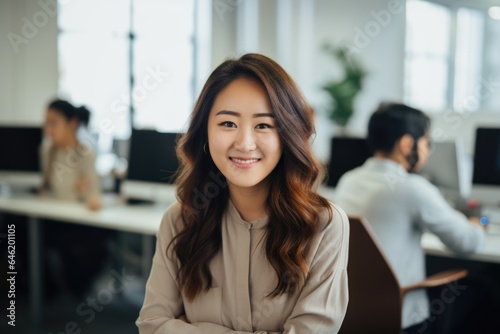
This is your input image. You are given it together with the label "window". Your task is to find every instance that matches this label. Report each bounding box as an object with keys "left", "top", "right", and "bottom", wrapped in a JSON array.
[
  {"left": 58, "top": 0, "right": 131, "bottom": 141},
  {"left": 404, "top": 0, "right": 452, "bottom": 111},
  {"left": 132, "top": 0, "right": 195, "bottom": 132},
  {"left": 484, "top": 13, "right": 500, "bottom": 110},
  {"left": 405, "top": 0, "right": 498, "bottom": 113},
  {"left": 453, "top": 8, "right": 484, "bottom": 112},
  {"left": 58, "top": 0, "right": 210, "bottom": 150}
]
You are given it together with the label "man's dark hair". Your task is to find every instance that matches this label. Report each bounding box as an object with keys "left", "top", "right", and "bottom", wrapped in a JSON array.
[{"left": 368, "top": 102, "right": 430, "bottom": 172}]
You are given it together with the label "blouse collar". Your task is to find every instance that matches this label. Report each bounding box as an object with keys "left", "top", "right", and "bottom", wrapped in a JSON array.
[{"left": 227, "top": 199, "right": 269, "bottom": 229}]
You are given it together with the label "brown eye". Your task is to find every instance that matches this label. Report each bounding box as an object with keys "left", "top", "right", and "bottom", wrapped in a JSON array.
[
  {"left": 219, "top": 121, "right": 236, "bottom": 128},
  {"left": 255, "top": 123, "right": 273, "bottom": 129}
]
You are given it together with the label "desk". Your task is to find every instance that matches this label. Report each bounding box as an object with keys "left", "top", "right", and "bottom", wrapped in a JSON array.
[
  {"left": 422, "top": 232, "right": 500, "bottom": 264},
  {"left": 0, "top": 192, "right": 173, "bottom": 325}
]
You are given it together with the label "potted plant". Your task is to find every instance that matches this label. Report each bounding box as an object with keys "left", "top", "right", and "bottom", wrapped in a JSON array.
[{"left": 322, "top": 44, "right": 367, "bottom": 134}]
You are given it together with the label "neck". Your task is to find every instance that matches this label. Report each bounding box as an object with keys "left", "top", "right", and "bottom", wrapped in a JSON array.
[
  {"left": 228, "top": 179, "right": 269, "bottom": 222},
  {"left": 374, "top": 151, "right": 410, "bottom": 171}
]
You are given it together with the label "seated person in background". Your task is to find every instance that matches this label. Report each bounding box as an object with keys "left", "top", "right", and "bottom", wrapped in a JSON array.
[
  {"left": 41, "top": 99, "right": 110, "bottom": 299},
  {"left": 334, "top": 102, "right": 486, "bottom": 334},
  {"left": 42, "top": 99, "right": 101, "bottom": 210}
]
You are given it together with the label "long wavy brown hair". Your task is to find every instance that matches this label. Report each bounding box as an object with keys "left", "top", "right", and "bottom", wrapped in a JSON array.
[{"left": 170, "top": 53, "right": 333, "bottom": 301}]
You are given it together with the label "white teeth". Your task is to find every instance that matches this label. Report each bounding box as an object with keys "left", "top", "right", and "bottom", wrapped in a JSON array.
[{"left": 232, "top": 158, "right": 259, "bottom": 164}]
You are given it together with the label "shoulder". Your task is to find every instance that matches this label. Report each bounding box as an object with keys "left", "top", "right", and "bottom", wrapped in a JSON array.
[
  {"left": 335, "top": 165, "right": 369, "bottom": 195},
  {"left": 312, "top": 203, "right": 349, "bottom": 269},
  {"left": 337, "top": 166, "right": 363, "bottom": 185},
  {"left": 319, "top": 202, "right": 349, "bottom": 247},
  {"left": 77, "top": 142, "right": 97, "bottom": 160},
  {"left": 319, "top": 202, "right": 349, "bottom": 238},
  {"left": 404, "top": 173, "right": 442, "bottom": 200},
  {"left": 317, "top": 202, "right": 349, "bottom": 234}
]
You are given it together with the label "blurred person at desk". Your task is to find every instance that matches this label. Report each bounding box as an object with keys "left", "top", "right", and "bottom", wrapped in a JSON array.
[
  {"left": 41, "top": 99, "right": 101, "bottom": 210},
  {"left": 40, "top": 99, "right": 111, "bottom": 299},
  {"left": 334, "top": 102, "right": 486, "bottom": 334}
]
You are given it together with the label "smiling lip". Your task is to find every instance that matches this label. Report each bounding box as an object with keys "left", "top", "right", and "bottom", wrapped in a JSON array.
[{"left": 229, "top": 157, "right": 260, "bottom": 168}]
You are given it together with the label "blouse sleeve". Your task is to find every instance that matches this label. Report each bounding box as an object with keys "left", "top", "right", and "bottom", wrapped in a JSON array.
[
  {"left": 137, "top": 204, "right": 350, "bottom": 334},
  {"left": 136, "top": 204, "right": 194, "bottom": 333},
  {"left": 279, "top": 204, "right": 350, "bottom": 334},
  {"left": 412, "top": 178, "right": 485, "bottom": 254},
  {"left": 80, "top": 146, "right": 101, "bottom": 200}
]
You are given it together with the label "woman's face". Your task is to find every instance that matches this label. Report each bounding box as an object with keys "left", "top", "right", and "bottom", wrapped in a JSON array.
[
  {"left": 207, "top": 78, "right": 282, "bottom": 192},
  {"left": 44, "top": 109, "right": 77, "bottom": 147}
]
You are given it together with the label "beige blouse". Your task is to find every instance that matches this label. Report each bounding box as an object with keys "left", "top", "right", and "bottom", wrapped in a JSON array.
[
  {"left": 137, "top": 199, "right": 349, "bottom": 334},
  {"left": 41, "top": 142, "right": 100, "bottom": 201}
]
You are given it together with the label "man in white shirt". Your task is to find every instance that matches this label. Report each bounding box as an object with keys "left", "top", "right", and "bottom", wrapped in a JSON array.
[{"left": 334, "top": 102, "right": 486, "bottom": 334}]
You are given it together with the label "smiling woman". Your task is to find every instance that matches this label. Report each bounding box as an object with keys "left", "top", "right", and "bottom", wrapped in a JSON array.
[{"left": 136, "top": 53, "right": 350, "bottom": 334}]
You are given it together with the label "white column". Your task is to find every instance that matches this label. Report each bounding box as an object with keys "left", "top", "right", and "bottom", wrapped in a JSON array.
[
  {"left": 276, "top": 0, "right": 293, "bottom": 71},
  {"left": 236, "top": 0, "right": 259, "bottom": 54},
  {"left": 297, "top": 0, "right": 315, "bottom": 97},
  {"left": 194, "top": 0, "right": 212, "bottom": 96}
]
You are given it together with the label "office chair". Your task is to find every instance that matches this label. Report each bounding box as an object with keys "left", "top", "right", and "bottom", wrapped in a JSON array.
[{"left": 340, "top": 217, "right": 468, "bottom": 334}]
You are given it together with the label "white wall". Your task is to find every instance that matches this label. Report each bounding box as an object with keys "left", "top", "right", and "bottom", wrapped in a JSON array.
[{"left": 0, "top": 0, "right": 58, "bottom": 125}]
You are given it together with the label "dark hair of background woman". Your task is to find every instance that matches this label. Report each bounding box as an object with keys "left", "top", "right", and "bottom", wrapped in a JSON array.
[
  {"left": 48, "top": 99, "right": 91, "bottom": 128},
  {"left": 171, "top": 53, "right": 334, "bottom": 301},
  {"left": 367, "top": 102, "right": 430, "bottom": 172}
]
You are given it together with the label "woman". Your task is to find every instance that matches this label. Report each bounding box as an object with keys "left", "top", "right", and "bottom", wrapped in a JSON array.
[
  {"left": 42, "top": 99, "right": 101, "bottom": 210},
  {"left": 42, "top": 99, "right": 108, "bottom": 298},
  {"left": 137, "top": 54, "right": 349, "bottom": 333}
]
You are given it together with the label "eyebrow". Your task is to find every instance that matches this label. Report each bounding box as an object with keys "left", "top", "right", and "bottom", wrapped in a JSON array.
[{"left": 215, "top": 110, "right": 274, "bottom": 118}]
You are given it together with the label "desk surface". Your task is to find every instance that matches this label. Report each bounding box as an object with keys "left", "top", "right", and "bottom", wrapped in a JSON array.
[
  {"left": 422, "top": 231, "right": 500, "bottom": 264},
  {"left": 0, "top": 194, "right": 167, "bottom": 235}
]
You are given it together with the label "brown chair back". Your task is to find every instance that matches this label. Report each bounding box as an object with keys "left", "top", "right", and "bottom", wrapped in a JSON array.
[{"left": 340, "top": 216, "right": 402, "bottom": 334}]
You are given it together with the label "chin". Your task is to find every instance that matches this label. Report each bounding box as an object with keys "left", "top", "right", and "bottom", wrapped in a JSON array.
[
  {"left": 228, "top": 180, "right": 262, "bottom": 189},
  {"left": 226, "top": 176, "right": 268, "bottom": 190}
]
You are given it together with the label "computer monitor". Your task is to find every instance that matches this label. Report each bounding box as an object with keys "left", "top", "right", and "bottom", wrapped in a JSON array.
[
  {"left": 419, "top": 139, "right": 469, "bottom": 200},
  {"left": 0, "top": 125, "right": 43, "bottom": 188},
  {"left": 120, "top": 129, "right": 181, "bottom": 202},
  {"left": 326, "top": 137, "right": 372, "bottom": 187},
  {"left": 471, "top": 127, "right": 500, "bottom": 207}
]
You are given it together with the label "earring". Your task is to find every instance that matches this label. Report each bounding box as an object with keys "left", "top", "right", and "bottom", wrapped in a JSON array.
[{"left": 203, "top": 143, "right": 208, "bottom": 154}]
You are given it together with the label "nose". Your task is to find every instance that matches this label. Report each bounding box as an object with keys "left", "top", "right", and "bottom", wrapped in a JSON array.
[{"left": 234, "top": 127, "right": 256, "bottom": 152}]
